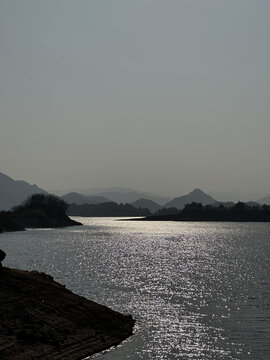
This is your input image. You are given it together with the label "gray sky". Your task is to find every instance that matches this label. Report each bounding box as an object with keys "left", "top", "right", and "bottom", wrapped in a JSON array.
[{"left": 1, "top": 0, "right": 269, "bottom": 197}]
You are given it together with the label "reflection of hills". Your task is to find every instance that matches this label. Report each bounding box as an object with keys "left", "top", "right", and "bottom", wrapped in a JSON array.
[
  {"left": 164, "top": 189, "right": 216, "bottom": 209},
  {"left": 0, "top": 172, "right": 47, "bottom": 211}
]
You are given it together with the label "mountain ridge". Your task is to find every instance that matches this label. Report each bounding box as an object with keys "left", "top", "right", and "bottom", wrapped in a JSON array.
[
  {"left": 164, "top": 188, "right": 217, "bottom": 209},
  {"left": 0, "top": 172, "right": 47, "bottom": 211},
  {"left": 56, "top": 187, "right": 171, "bottom": 205}
]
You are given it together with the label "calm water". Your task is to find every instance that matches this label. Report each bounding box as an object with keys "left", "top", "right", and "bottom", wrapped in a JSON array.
[{"left": 1, "top": 218, "right": 270, "bottom": 359}]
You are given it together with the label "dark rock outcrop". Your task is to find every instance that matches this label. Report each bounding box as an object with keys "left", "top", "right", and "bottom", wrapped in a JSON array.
[
  {"left": 0, "top": 265, "right": 135, "bottom": 359},
  {"left": 0, "top": 249, "right": 6, "bottom": 268}
]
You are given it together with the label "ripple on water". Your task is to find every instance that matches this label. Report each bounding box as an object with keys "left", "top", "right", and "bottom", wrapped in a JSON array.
[{"left": 1, "top": 219, "right": 270, "bottom": 359}]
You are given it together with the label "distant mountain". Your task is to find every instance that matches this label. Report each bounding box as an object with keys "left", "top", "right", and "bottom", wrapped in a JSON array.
[
  {"left": 131, "top": 198, "right": 161, "bottom": 213},
  {"left": 58, "top": 187, "right": 171, "bottom": 205},
  {"left": 258, "top": 195, "right": 270, "bottom": 205},
  {"left": 62, "top": 192, "right": 111, "bottom": 205},
  {"left": 87, "top": 190, "right": 141, "bottom": 204},
  {"left": 0, "top": 172, "right": 47, "bottom": 211},
  {"left": 164, "top": 189, "right": 217, "bottom": 209}
]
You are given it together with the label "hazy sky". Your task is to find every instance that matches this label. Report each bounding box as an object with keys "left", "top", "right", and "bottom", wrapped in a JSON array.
[{"left": 1, "top": 0, "right": 269, "bottom": 197}]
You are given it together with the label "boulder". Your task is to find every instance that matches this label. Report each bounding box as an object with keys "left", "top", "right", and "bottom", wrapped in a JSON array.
[{"left": 0, "top": 249, "right": 6, "bottom": 266}]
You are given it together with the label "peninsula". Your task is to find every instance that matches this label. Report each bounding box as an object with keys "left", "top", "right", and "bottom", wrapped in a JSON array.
[
  {"left": 0, "top": 251, "right": 135, "bottom": 359},
  {"left": 0, "top": 194, "right": 81, "bottom": 232}
]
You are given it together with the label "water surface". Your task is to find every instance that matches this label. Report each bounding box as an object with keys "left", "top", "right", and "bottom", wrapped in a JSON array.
[{"left": 1, "top": 218, "right": 270, "bottom": 359}]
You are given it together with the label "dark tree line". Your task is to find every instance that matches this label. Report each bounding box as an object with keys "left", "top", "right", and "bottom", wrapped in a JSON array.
[
  {"left": 143, "top": 202, "right": 270, "bottom": 222},
  {"left": 67, "top": 202, "right": 151, "bottom": 217},
  {"left": 13, "top": 194, "right": 68, "bottom": 217}
]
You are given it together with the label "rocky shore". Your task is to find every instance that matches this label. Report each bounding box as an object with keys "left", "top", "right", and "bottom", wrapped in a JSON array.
[{"left": 0, "top": 253, "right": 135, "bottom": 359}]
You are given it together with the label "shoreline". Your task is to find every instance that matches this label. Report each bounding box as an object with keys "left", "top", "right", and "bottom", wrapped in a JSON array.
[
  {"left": 0, "top": 211, "right": 82, "bottom": 233},
  {"left": 0, "top": 266, "right": 135, "bottom": 359}
]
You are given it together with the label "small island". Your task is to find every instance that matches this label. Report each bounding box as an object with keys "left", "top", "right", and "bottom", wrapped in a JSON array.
[
  {"left": 0, "top": 194, "right": 82, "bottom": 233},
  {"left": 0, "top": 251, "right": 135, "bottom": 359}
]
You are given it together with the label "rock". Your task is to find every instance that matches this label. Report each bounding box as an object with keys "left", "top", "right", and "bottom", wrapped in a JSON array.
[
  {"left": 0, "top": 249, "right": 6, "bottom": 266},
  {"left": 0, "top": 267, "right": 135, "bottom": 359}
]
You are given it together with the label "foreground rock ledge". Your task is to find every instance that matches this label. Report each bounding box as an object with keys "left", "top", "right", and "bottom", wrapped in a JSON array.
[{"left": 0, "top": 267, "right": 135, "bottom": 360}]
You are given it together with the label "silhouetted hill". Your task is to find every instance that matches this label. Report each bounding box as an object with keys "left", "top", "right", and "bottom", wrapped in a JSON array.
[
  {"left": 164, "top": 189, "right": 216, "bottom": 209},
  {"left": 0, "top": 172, "right": 47, "bottom": 211},
  {"left": 67, "top": 202, "right": 151, "bottom": 217},
  {"left": 0, "top": 194, "right": 81, "bottom": 232},
  {"left": 62, "top": 192, "right": 111, "bottom": 205},
  {"left": 131, "top": 198, "right": 161, "bottom": 213}
]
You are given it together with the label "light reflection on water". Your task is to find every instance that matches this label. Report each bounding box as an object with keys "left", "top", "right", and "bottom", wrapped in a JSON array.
[{"left": 1, "top": 218, "right": 270, "bottom": 359}]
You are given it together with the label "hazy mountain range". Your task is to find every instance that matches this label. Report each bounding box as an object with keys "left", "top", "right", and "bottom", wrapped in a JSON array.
[
  {"left": 163, "top": 189, "right": 216, "bottom": 209},
  {"left": 62, "top": 189, "right": 219, "bottom": 212},
  {"left": 62, "top": 192, "right": 111, "bottom": 205},
  {"left": 0, "top": 172, "right": 47, "bottom": 211},
  {"left": 57, "top": 187, "right": 171, "bottom": 206},
  {"left": 1, "top": 171, "right": 270, "bottom": 211}
]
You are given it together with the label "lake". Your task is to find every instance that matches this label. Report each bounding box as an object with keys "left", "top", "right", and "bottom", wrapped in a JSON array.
[{"left": 1, "top": 218, "right": 270, "bottom": 359}]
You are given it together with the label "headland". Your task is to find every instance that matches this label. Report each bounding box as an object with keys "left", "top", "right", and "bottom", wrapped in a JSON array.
[{"left": 0, "top": 262, "right": 135, "bottom": 359}]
